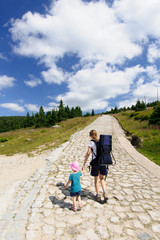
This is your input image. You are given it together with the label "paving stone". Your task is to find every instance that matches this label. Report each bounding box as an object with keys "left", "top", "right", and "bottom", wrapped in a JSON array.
[
  {"left": 152, "top": 224, "right": 160, "bottom": 233},
  {"left": 4, "top": 231, "right": 22, "bottom": 240},
  {"left": 107, "top": 223, "right": 124, "bottom": 235},
  {"left": 86, "top": 228, "right": 99, "bottom": 240},
  {"left": 131, "top": 205, "right": 145, "bottom": 212},
  {"left": 148, "top": 211, "right": 160, "bottom": 221},
  {"left": 42, "top": 225, "right": 55, "bottom": 235},
  {"left": 96, "top": 225, "right": 110, "bottom": 239},
  {"left": 138, "top": 214, "right": 151, "bottom": 225},
  {"left": 110, "top": 216, "right": 120, "bottom": 223},
  {"left": 126, "top": 228, "right": 135, "bottom": 236},
  {"left": 67, "top": 216, "right": 82, "bottom": 225},
  {"left": 133, "top": 220, "right": 144, "bottom": 229},
  {"left": 137, "top": 232, "right": 152, "bottom": 240}
]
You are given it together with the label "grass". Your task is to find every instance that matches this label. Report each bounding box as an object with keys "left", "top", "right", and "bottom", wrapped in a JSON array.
[
  {"left": 0, "top": 116, "right": 98, "bottom": 156},
  {"left": 113, "top": 108, "right": 160, "bottom": 166}
]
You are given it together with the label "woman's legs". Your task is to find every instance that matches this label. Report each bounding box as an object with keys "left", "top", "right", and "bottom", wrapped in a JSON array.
[
  {"left": 99, "top": 173, "right": 108, "bottom": 201},
  {"left": 99, "top": 174, "right": 106, "bottom": 192},
  {"left": 94, "top": 175, "right": 101, "bottom": 201},
  {"left": 94, "top": 176, "right": 99, "bottom": 194}
]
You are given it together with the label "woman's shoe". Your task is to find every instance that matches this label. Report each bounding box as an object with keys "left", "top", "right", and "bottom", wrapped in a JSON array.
[
  {"left": 96, "top": 194, "right": 101, "bottom": 202},
  {"left": 103, "top": 192, "right": 108, "bottom": 202}
]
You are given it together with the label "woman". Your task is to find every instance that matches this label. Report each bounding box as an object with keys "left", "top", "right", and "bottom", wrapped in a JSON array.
[{"left": 82, "top": 130, "right": 108, "bottom": 202}]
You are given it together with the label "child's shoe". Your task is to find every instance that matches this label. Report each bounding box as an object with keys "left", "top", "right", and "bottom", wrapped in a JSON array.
[
  {"left": 70, "top": 206, "right": 77, "bottom": 212},
  {"left": 78, "top": 203, "right": 83, "bottom": 208}
]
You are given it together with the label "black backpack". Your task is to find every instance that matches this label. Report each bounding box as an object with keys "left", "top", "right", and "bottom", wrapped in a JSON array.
[{"left": 90, "top": 135, "right": 116, "bottom": 166}]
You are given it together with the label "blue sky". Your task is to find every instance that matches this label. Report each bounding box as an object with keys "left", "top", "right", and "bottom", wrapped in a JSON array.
[{"left": 0, "top": 0, "right": 160, "bottom": 116}]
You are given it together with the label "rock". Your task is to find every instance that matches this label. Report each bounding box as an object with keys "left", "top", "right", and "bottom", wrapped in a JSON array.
[
  {"left": 148, "top": 211, "right": 160, "bottom": 221},
  {"left": 131, "top": 135, "right": 142, "bottom": 147},
  {"left": 137, "top": 232, "right": 152, "bottom": 240},
  {"left": 42, "top": 225, "right": 55, "bottom": 235},
  {"left": 110, "top": 216, "right": 120, "bottom": 223},
  {"left": 68, "top": 216, "right": 82, "bottom": 225},
  {"left": 152, "top": 224, "right": 160, "bottom": 233}
]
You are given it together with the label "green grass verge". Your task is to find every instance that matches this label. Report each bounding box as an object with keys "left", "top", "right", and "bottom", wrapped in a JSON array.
[
  {"left": 113, "top": 108, "right": 160, "bottom": 166},
  {"left": 0, "top": 116, "right": 98, "bottom": 156}
]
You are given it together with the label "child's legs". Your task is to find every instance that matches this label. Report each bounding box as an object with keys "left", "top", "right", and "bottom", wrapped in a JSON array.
[
  {"left": 99, "top": 173, "right": 106, "bottom": 192},
  {"left": 72, "top": 196, "right": 77, "bottom": 209},
  {"left": 94, "top": 175, "right": 100, "bottom": 194},
  {"left": 77, "top": 195, "right": 81, "bottom": 204}
]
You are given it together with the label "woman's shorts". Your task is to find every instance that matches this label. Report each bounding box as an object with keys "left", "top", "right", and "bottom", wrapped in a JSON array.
[
  {"left": 70, "top": 191, "right": 81, "bottom": 197},
  {"left": 91, "top": 165, "right": 107, "bottom": 177}
]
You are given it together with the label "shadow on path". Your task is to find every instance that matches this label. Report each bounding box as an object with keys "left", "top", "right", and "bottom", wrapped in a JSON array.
[{"left": 49, "top": 182, "right": 106, "bottom": 209}]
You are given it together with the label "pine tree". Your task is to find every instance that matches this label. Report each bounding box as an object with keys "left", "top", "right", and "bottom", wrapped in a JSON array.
[
  {"left": 24, "top": 112, "right": 33, "bottom": 127},
  {"left": 91, "top": 109, "right": 95, "bottom": 116},
  {"left": 57, "top": 100, "right": 67, "bottom": 121}
]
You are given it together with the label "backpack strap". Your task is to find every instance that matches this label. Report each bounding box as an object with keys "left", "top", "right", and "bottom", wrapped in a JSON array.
[{"left": 111, "top": 151, "right": 116, "bottom": 165}]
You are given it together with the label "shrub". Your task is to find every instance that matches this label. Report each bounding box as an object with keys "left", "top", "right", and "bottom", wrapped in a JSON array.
[
  {"left": 149, "top": 103, "right": 160, "bottom": 125},
  {"left": 0, "top": 137, "right": 8, "bottom": 142}
]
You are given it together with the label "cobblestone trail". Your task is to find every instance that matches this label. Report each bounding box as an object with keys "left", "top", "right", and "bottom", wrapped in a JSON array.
[{"left": 0, "top": 115, "right": 160, "bottom": 240}]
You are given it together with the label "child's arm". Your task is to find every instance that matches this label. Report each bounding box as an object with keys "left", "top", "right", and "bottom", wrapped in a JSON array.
[{"left": 64, "top": 180, "right": 71, "bottom": 189}]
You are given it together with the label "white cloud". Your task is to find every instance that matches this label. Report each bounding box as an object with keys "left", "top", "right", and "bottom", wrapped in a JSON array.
[
  {"left": 113, "top": 0, "right": 160, "bottom": 41},
  {"left": 10, "top": 0, "right": 141, "bottom": 67},
  {"left": 0, "top": 53, "right": 7, "bottom": 61},
  {"left": 0, "top": 103, "right": 25, "bottom": 112},
  {"left": 147, "top": 41, "right": 160, "bottom": 63},
  {"left": 48, "top": 102, "right": 58, "bottom": 108},
  {"left": 118, "top": 98, "right": 138, "bottom": 109},
  {"left": 0, "top": 75, "right": 16, "bottom": 90},
  {"left": 41, "top": 64, "right": 68, "bottom": 84},
  {"left": 25, "top": 104, "right": 39, "bottom": 112},
  {"left": 57, "top": 63, "right": 144, "bottom": 111},
  {"left": 146, "top": 65, "right": 160, "bottom": 82},
  {"left": 24, "top": 74, "right": 42, "bottom": 87}
]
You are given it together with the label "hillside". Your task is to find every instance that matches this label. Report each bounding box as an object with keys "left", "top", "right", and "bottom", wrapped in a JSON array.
[
  {"left": 0, "top": 116, "right": 98, "bottom": 156},
  {"left": 113, "top": 108, "right": 160, "bottom": 165}
]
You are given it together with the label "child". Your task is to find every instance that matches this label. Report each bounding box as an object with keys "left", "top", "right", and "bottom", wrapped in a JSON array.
[{"left": 64, "top": 161, "right": 84, "bottom": 212}]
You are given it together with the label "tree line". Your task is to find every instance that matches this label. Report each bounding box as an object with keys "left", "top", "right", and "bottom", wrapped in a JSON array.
[
  {"left": 0, "top": 100, "right": 95, "bottom": 133},
  {"left": 106, "top": 99, "right": 158, "bottom": 114},
  {"left": 106, "top": 99, "right": 160, "bottom": 126}
]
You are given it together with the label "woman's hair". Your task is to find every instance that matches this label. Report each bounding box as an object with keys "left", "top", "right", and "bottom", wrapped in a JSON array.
[{"left": 89, "top": 130, "right": 98, "bottom": 141}]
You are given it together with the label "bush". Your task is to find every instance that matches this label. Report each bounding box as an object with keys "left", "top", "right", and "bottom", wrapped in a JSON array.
[
  {"left": 0, "top": 137, "right": 8, "bottom": 142},
  {"left": 149, "top": 103, "right": 160, "bottom": 125}
]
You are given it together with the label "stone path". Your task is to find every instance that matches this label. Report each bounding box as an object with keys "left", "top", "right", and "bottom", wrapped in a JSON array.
[{"left": 0, "top": 115, "right": 160, "bottom": 240}]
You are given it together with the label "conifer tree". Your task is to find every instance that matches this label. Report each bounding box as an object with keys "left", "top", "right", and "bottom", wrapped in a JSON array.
[{"left": 57, "top": 100, "right": 67, "bottom": 121}]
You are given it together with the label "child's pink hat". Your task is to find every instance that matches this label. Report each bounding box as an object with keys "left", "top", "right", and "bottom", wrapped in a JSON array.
[{"left": 70, "top": 161, "right": 79, "bottom": 171}]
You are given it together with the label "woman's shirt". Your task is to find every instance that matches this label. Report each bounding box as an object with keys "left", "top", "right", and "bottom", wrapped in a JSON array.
[{"left": 88, "top": 140, "right": 97, "bottom": 160}]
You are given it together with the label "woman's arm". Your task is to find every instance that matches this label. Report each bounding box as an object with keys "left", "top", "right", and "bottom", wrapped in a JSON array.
[{"left": 82, "top": 147, "right": 91, "bottom": 169}]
